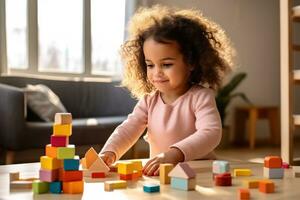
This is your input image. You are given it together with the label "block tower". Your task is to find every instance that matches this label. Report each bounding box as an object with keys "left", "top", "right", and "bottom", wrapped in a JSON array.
[
  {"left": 263, "top": 156, "right": 284, "bottom": 179},
  {"left": 32, "top": 113, "right": 83, "bottom": 194}
]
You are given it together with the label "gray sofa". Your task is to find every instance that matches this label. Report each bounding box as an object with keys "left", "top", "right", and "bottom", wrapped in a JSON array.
[{"left": 0, "top": 76, "right": 137, "bottom": 164}]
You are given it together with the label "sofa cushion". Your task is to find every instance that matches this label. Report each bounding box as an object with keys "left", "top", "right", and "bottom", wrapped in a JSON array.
[{"left": 24, "top": 84, "right": 67, "bottom": 122}]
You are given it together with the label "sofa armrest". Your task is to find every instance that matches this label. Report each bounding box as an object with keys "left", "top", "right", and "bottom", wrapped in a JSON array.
[{"left": 0, "top": 83, "right": 27, "bottom": 150}]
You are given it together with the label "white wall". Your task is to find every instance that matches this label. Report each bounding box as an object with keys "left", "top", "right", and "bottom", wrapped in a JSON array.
[{"left": 146, "top": 0, "right": 281, "bottom": 140}]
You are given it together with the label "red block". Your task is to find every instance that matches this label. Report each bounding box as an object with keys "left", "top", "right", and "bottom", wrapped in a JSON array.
[
  {"left": 215, "top": 173, "right": 232, "bottom": 186},
  {"left": 119, "top": 173, "right": 132, "bottom": 180},
  {"left": 91, "top": 172, "right": 105, "bottom": 178},
  {"left": 59, "top": 169, "right": 83, "bottom": 182},
  {"left": 51, "top": 135, "right": 69, "bottom": 147},
  {"left": 264, "top": 156, "right": 282, "bottom": 168}
]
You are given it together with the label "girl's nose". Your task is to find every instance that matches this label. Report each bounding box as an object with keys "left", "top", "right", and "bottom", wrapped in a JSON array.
[{"left": 154, "top": 66, "right": 163, "bottom": 75}]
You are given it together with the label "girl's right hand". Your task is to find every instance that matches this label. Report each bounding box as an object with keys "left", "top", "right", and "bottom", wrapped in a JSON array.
[{"left": 99, "top": 151, "right": 116, "bottom": 166}]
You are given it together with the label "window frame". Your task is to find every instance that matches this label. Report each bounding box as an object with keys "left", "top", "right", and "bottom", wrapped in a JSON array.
[{"left": 0, "top": 0, "right": 136, "bottom": 81}]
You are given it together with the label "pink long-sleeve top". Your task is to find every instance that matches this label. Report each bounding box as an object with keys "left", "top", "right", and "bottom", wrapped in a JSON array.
[{"left": 100, "top": 85, "right": 222, "bottom": 161}]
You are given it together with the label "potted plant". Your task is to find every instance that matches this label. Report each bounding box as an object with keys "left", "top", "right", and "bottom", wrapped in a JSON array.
[{"left": 215, "top": 72, "right": 251, "bottom": 148}]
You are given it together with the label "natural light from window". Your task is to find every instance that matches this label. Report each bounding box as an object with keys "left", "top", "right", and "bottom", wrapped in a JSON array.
[
  {"left": 91, "top": 0, "right": 125, "bottom": 75},
  {"left": 38, "top": 0, "right": 83, "bottom": 73},
  {"left": 6, "top": 0, "right": 28, "bottom": 69}
]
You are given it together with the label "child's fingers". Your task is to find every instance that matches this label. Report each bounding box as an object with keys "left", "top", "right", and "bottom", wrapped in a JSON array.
[
  {"left": 143, "top": 158, "right": 154, "bottom": 172},
  {"left": 146, "top": 163, "right": 159, "bottom": 176},
  {"left": 153, "top": 167, "right": 160, "bottom": 176}
]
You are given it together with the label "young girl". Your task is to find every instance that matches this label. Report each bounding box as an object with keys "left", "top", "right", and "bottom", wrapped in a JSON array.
[{"left": 100, "top": 5, "right": 235, "bottom": 176}]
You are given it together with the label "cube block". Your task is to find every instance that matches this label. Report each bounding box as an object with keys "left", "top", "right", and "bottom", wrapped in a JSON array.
[
  {"left": 143, "top": 183, "right": 160, "bottom": 193},
  {"left": 120, "top": 173, "right": 132, "bottom": 180},
  {"left": 49, "top": 181, "right": 62, "bottom": 194},
  {"left": 212, "top": 160, "right": 230, "bottom": 174},
  {"left": 57, "top": 145, "right": 75, "bottom": 159},
  {"left": 32, "top": 180, "right": 49, "bottom": 194},
  {"left": 51, "top": 135, "right": 69, "bottom": 147},
  {"left": 264, "top": 156, "right": 282, "bottom": 168},
  {"left": 238, "top": 188, "right": 250, "bottom": 200},
  {"left": 132, "top": 170, "right": 142, "bottom": 179},
  {"left": 130, "top": 160, "right": 143, "bottom": 171},
  {"left": 40, "top": 156, "right": 61, "bottom": 170},
  {"left": 55, "top": 113, "right": 72, "bottom": 125},
  {"left": 63, "top": 181, "right": 84, "bottom": 194},
  {"left": 215, "top": 173, "right": 232, "bottom": 186},
  {"left": 104, "top": 180, "right": 127, "bottom": 191},
  {"left": 39, "top": 169, "right": 59, "bottom": 182},
  {"left": 233, "top": 169, "right": 252, "bottom": 177},
  {"left": 243, "top": 180, "right": 259, "bottom": 188},
  {"left": 59, "top": 169, "right": 83, "bottom": 182},
  {"left": 170, "top": 177, "right": 195, "bottom": 191},
  {"left": 45, "top": 145, "right": 58, "bottom": 158},
  {"left": 53, "top": 124, "right": 72, "bottom": 136},
  {"left": 160, "top": 163, "right": 174, "bottom": 184},
  {"left": 259, "top": 180, "right": 275, "bottom": 193},
  {"left": 263, "top": 167, "right": 284, "bottom": 179},
  {"left": 118, "top": 162, "right": 134, "bottom": 175},
  {"left": 63, "top": 156, "right": 80, "bottom": 171}
]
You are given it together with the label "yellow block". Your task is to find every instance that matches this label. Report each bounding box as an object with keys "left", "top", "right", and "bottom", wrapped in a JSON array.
[
  {"left": 130, "top": 160, "right": 143, "bottom": 171},
  {"left": 243, "top": 179, "right": 260, "bottom": 188},
  {"left": 160, "top": 163, "right": 174, "bottom": 184},
  {"left": 234, "top": 169, "right": 252, "bottom": 176},
  {"left": 104, "top": 180, "right": 127, "bottom": 191},
  {"left": 63, "top": 181, "right": 83, "bottom": 194},
  {"left": 53, "top": 124, "right": 72, "bottom": 136},
  {"left": 117, "top": 162, "right": 134, "bottom": 175},
  {"left": 40, "top": 156, "right": 61, "bottom": 170}
]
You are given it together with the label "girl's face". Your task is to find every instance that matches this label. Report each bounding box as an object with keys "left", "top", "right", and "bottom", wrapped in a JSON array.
[{"left": 143, "top": 38, "right": 192, "bottom": 96}]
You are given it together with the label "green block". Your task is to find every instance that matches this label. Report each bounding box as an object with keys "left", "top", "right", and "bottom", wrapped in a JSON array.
[
  {"left": 32, "top": 180, "right": 49, "bottom": 194},
  {"left": 57, "top": 145, "right": 75, "bottom": 159}
]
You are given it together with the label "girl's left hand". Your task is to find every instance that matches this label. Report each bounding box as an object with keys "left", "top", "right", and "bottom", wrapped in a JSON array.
[{"left": 142, "top": 147, "right": 184, "bottom": 176}]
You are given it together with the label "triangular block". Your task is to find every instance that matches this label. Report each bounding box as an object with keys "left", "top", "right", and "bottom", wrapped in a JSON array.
[
  {"left": 85, "top": 147, "right": 99, "bottom": 169},
  {"left": 89, "top": 157, "right": 109, "bottom": 174},
  {"left": 168, "top": 162, "right": 196, "bottom": 179}
]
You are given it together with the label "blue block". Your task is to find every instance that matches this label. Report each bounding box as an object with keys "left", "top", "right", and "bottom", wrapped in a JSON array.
[
  {"left": 49, "top": 181, "right": 62, "bottom": 194},
  {"left": 63, "top": 157, "right": 80, "bottom": 171},
  {"left": 143, "top": 183, "right": 160, "bottom": 193},
  {"left": 171, "top": 177, "right": 189, "bottom": 190}
]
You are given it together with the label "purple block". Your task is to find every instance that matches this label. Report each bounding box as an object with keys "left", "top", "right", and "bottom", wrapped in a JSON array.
[{"left": 39, "top": 169, "right": 59, "bottom": 182}]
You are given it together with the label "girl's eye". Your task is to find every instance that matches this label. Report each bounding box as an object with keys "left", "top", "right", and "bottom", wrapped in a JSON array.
[
  {"left": 146, "top": 64, "right": 154, "bottom": 68},
  {"left": 162, "top": 63, "right": 173, "bottom": 68}
]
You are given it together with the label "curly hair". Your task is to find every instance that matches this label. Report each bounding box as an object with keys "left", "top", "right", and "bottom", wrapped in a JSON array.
[{"left": 120, "top": 5, "right": 235, "bottom": 99}]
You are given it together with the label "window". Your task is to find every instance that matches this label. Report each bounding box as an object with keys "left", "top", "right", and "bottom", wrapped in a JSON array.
[
  {"left": 5, "top": 0, "right": 28, "bottom": 69},
  {"left": 1, "top": 0, "right": 131, "bottom": 78}
]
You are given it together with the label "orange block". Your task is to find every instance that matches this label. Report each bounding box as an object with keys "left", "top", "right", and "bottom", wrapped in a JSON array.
[
  {"left": 59, "top": 169, "right": 83, "bottom": 182},
  {"left": 259, "top": 180, "right": 275, "bottom": 193},
  {"left": 264, "top": 156, "right": 282, "bottom": 168},
  {"left": 63, "top": 181, "right": 83, "bottom": 194},
  {"left": 238, "top": 188, "right": 250, "bottom": 200},
  {"left": 45, "top": 145, "right": 57, "bottom": 158},
  {"left": 81, "top": 158, "right": 87, "bottom": 169},
  {"left": 85, "top": 147, "right": 98, "bottom": 169},
  {"left": 132, "top": 170, "right": 142, "bottom": 179},
  {"left": 119, "top": 173, "right": 132, "bottom": 180}
]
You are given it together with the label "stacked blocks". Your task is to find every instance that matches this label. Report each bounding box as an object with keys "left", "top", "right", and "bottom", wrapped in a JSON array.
[
  {"left": 168, "top": 162, "right": 196, "bottom": 191},
  {"left": 117, "top": 160, "right": 143, "bottom": 181},
  {"left": 212, "top": 160, "right": 230, "bottom": 179},
  {"left": 160, "top": 163, "right": 174, "bottom": 184},
  {"left": 215, "top": 172, "right": 232, "bottom": 186},
  {"left": 264, "top": 156, "right": 284, "bottom": 179},
  {"left": 143, "top": 183, "right": 160, "bottom": 193},
  {"left": 33, "top": 113, "right": 83, "bottom": 194},
  {"left": 81, "top": 147, "right": 110, "bottom": 178}
]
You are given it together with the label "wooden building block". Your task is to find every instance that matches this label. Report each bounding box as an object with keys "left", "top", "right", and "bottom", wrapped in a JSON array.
[
  {"left": 63, "top": 156, "right": 80, "bottom": 171},
  {"left": 40, "top": 156, "right": 61, "bottom": 170},
  {"left": 132, "top": 170, "right": 142, "bottom": 179},
  {"left": 63, "top": 181, "right": 84, "bottom": 194},
  {"left": 130, "top": 160, "right": 143, "bottom": 171},
  {"left": 259, "top": 180, "right": 275, "bottom": 193},
  {"left": 9, "top": 172, "right": 20, "bottom": 182},
  {"left": 109, "top": 164, "right": 118, "bottom": 172},
  {"left": 49, "top": 181, "right": 62, "bottom": 194},
  {"left": 170, "top": 177, "right": 195, "bottom": 191},
  {"left": 264, "top": 156, "right": 282, "bottom": 168},
  {"left": 160, "top": 163, "right": 174, "bottom": 184},
  {"left": 81, "top": 158, "right": 87, "bottom": 169},
  {"left": 243, "top": 180, "right": 259, "bottom": 188},
  {"left": 168, "top": 162, "right": 196, "bottom": 179},
  {"left": 91, "top": 172, "right": 106, "bottom": 178},
  {"left": 11, "top": 180, "right": 33, "bottom": 189},
  {"left": 104, "top": 180, "right": 127, "bottom": 191},
  {"left": 51, "top": 135, "right": 69, "bottom": 147},
  {"left": 45, "top": 145, "right": 58, "bottom": 158},
  {"left": 39, "top": 169, "right": 59, "bottom": 182},
  {"left": 238, "top": 188, "right": 250, "bottom": 200},
  {"left": 118, "top": 161, "right": 134, "bottom": 175},
  {"left": 53, "top": 124, "right": 72, "bottom": 136},
  {"left": 55, "top": 113, "right": 72, "bottom": 125},
  {"left": 233, "top": 169, "right": 252, "bottom": 177},
  {"left": 212, "top": 160, "right": 230, "bottom": 174},
  {"left": 32, "top": 180, "right": 49, "bottom": 194},
  {"left": 282, "top": 162, "right": 290, "bottom": 169},
  {"left": 119, "top": 173, "right": 132, "bottom": 180},
  {"left": 263, "top": 167, "right": 284, "bottom": 179},
  {"left": 59, "top": 169, "right": 83, "bottom": 182},
  {"left": 57, "top": 145, "right": 75, "bottom": 159},
  {"left": 143, "top": 183, "right": 160, "bottom": 193},
  {"left": 84, "top": 147, "right": 99, "bottom": 168},
  {"left": 89, "top": 157, "right": 110, "bottom": 173},
  {"left": 215, "top": 173, "right": 232, "bottom": 186}
]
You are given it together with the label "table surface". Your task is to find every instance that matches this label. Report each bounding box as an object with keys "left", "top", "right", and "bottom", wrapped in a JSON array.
[{"left": 0, "top": 159, "right": 300, "bottom": 200}]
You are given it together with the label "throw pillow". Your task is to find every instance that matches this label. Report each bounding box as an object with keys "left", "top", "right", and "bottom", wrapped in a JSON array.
[{"left": 24, "top": 84, "right": 67, "bottom": 122}]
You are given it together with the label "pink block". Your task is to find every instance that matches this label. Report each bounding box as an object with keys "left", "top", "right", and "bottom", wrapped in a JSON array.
[
  {"left": 282, "top": 162, "right": 290, "bottom": 169},
  {"left": 51, "top": 135, "right": 69, "bottom": 147},
  {"left": 39, "top": 169, "right": 59, "bottom": 182}
]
